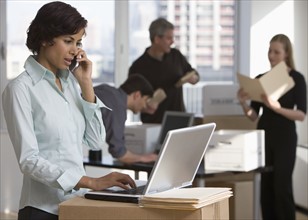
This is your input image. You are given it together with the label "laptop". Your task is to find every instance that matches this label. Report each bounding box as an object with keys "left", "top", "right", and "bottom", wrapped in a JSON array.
[
  {"left": 84, "top": 123, "right": 216, "bottom": 203},
  {"left": 155, "top": 111, "right": 194, "bottom": 152}
]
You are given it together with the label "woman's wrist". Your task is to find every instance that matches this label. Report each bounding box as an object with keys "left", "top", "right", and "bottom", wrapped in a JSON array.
[
  {"left": 240, "top": 101, "right": 252, "bottom": 114},
  {"left": 77, "top": 176, "right": 94, "bottom": 189},
  {"left": 239, "top": 100, "right": 248, "bottom": 107}
]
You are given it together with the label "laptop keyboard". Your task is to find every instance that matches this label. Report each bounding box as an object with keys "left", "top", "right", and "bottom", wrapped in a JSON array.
[{"left": 116, "top": 185, "right": 146, "bottom": 195}]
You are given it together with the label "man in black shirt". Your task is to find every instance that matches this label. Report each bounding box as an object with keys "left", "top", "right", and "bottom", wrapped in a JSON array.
[{"left": 128, "top": 18, "right": 199, "bottom": 123}]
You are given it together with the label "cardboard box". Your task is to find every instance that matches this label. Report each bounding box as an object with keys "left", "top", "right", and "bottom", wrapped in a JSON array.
[
  {"left": 196, "top": 84, "right": 258, "bottom": 130},
  {"left": 124, "top": 124, "right": 161, "bottom": 154},
  {"left": 59, "top": 196, "right": 229, "bottom": 220},
  {"left": 202, "top": 115, "right": 257, "bottom": 130},
  {"left": 205, "top": 129, "right": 265, "bottom": 171},
  {"left": 202, "top": 84, "right": 243, "bottom": 116},
  {"left": 205, "top": 181, "right": 253, "bottom": 220}
]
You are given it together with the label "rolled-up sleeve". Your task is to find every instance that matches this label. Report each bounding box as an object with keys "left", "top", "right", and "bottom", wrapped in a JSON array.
[{"left": 57, "top": 166, "right": 84, "bottom": 192}]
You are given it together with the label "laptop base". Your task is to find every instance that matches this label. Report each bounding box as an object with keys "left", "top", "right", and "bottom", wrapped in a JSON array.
[{"left": 84, "top": 193, "right": 139, "bottom": 203}]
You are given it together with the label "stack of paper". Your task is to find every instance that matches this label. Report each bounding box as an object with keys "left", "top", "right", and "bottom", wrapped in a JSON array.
[
  {"left": 139, "top": 187, "right": 232, "bottom": 210},
  {"left": 237, "top": 61, "right": 294, "bottom": 102}
]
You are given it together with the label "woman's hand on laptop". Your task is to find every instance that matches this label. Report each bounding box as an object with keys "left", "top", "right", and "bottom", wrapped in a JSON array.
[{"left": 76, "top": 172, "right": 136, "bottom": 191}]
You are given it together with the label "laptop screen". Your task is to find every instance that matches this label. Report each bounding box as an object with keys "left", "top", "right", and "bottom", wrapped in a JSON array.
[
  {"left": 145, "top": 123, "right": 216, "bottom": 195},
  {"left": 157, "top": 111, "right": 194, "bottom": 146}
]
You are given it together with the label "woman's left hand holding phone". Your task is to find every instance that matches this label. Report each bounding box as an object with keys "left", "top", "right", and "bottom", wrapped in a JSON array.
[{"left": 71, "top": 49, "right": 96, "bottom": 103}]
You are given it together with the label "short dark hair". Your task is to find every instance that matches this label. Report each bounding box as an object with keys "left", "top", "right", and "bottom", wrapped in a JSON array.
[
  {"left": 149, "top": 17, "right": 174, "bottom": 42},
  {"left": 26, "top": 1, "right": 87, "bottom": 55},
  {"left": 120, "top": 74, "right": 154, "bottom": 97}
]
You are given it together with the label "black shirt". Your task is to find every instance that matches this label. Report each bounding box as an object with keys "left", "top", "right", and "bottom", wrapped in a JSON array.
[
  {"left": 128, "top": 47, "right": 196, "bottom": 123},
  {"left": 251, "top": 69, "right": 307, "bottom": 130}
]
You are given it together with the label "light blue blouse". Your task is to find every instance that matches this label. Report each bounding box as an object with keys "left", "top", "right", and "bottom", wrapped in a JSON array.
[{"left": 2, "top": 56, "right": 107, "bottom": 215}]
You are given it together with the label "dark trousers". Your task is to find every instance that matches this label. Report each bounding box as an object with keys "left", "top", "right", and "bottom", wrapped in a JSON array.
[
  {"left": 261, "top": 129, "right": 297, "bottom": 220},
  {"left": 18, "top": 206, "right": 58, "bottom": 220}
]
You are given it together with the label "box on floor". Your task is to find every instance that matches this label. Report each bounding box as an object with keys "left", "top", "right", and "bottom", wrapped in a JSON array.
[{"left": 205, "top": 181, "right": 253, "bottom": 220}]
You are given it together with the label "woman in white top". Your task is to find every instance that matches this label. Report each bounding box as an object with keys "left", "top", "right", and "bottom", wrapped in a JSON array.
[{"left": 2, "top": 2, "right": 135, "bottom": 219}]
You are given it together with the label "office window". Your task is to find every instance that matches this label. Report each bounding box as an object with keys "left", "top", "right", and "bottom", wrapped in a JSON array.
[
  {"left": 129, "top": 0, "right": 159, "bottom": 64},
  {"left": 129, "top": 0, "right": 236, "bottom": 82},
  {"left": 6, "top": 0, "right": 115, "bottom": 83},
  {"left": 5, "top": 0, "right": 237, "bottom": 88}
]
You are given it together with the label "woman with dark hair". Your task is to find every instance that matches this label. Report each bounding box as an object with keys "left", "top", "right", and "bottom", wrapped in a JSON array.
[
  {"left": 2, "top": 2, "right": 135, "bottom": 220},
  {"left": 238, "top": 34, "right": 307, "bottom": 220}
]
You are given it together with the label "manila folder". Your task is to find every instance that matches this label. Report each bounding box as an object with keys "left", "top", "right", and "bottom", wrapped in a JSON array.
[
  {"left": 237, "top": 61, "right": 294, "bottom": 102},
  {"left": 139, "top": 187, "right": 232, "bottom": 210}
]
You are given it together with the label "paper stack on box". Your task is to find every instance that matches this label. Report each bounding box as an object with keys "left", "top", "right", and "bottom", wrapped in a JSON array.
[{"left": 139, "top": 187, "right": 232, "bottom": 210}]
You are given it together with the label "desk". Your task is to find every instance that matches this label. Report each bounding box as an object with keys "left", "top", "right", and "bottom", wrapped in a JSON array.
[
  {"left": 59, "top": 196, "right": 229, "bottom": 220},
  {"left": 84, "top": 156, "right": 272, "bottom": 220}
]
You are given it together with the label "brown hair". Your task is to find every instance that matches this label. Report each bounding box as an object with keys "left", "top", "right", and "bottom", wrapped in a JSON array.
[{"left": 270, "top": 34, "right": 295, "bottom": 70}]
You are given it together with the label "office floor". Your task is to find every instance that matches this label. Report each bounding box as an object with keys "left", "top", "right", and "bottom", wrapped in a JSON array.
[
  {"left": 1, "top": 211, "right": 308, "bottom": 220},
  {"left": 0, "top": 212, "right": 17, "bottom": 220}
]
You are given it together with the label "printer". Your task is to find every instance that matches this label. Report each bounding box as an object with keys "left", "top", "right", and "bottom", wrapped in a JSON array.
[{"left": 204, "top": 129, "right": 265, "bottom": 171}]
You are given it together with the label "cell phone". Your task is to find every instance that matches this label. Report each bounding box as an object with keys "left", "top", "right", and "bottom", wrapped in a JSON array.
[{"left": 69, "top": 56, "right": 77, "bottom": 71}]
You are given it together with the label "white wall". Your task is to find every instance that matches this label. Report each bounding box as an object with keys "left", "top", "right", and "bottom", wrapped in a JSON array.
[
  {"left": 293, "top": 146, "right": 308, "bottom": 209},
  {"left": 294, "top": 0, "right": 308, "bottom": 146},
  {"left": 293, "top": 0, "right": 308, "bottom": 209},
  {"left": 0, "top": 131, "right": 22, "bottom": 213}
]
